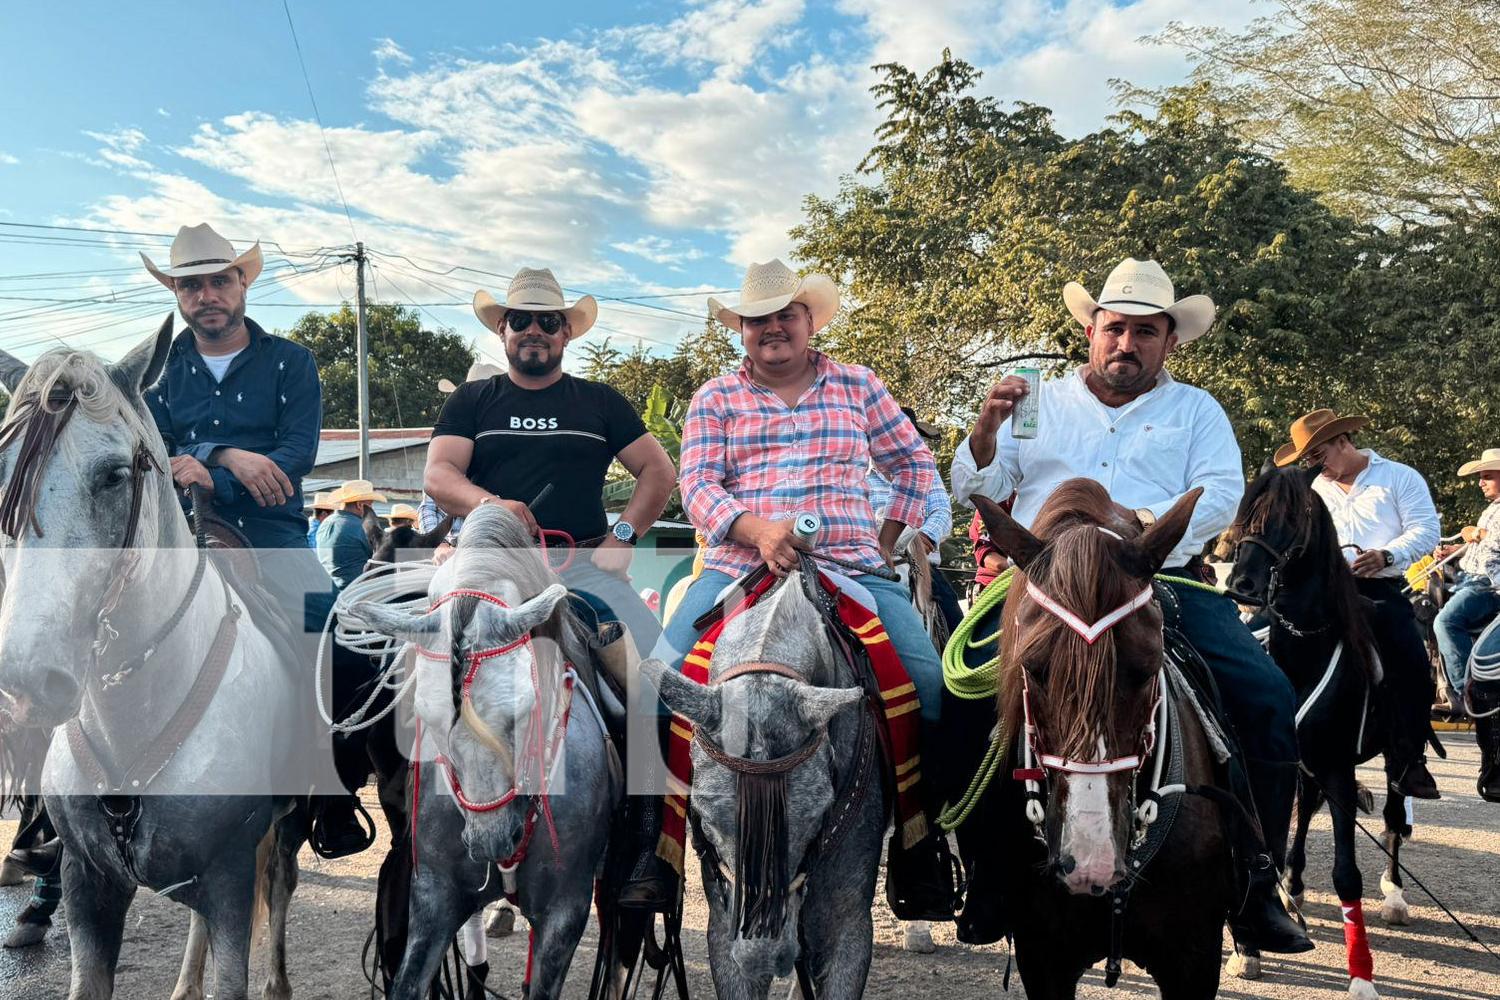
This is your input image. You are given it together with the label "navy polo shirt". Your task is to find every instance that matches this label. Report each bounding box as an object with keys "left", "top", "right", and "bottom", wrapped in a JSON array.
[{"left": 146, "top": 318, "right": 322, "bottom": 548}]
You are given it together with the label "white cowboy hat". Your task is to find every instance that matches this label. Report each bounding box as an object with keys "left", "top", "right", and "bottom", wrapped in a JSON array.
[
  {"left": 708, "top": 259, "right": 840, "bottom": 333},
  {"left": 311, "top": 490, "right": 339, "bottom": 511},
  {"left": 473, "top": 267, "right": 597, "bottom": 338},
  {"left": 1459, "top": 448, "right": 1500, "bottom": 476},
  {"left": 336, "top": 479, "right": 387, "bottom": 505},
  {"left": 1062, "top": 258, "right": 1216, "bottom": 344},
  {"left": 437, "top": 361, "right": 505, "bottom": 394},
  {"left": 141, "top": 223, "right": 263, "bottom": 289}
]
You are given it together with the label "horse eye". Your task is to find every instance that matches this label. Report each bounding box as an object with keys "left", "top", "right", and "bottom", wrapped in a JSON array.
[{"left": 100, "top": 465, "right": 131, "bottom": 489}]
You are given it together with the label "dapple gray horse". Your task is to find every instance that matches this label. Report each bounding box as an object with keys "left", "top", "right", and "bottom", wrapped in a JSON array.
[
  {"left": 0, "top": 319, "right": 313, "bottom": 1000},
  {"left": 641, "top": 566, "right": 883, "bottom": 1000},
  {"left": 351, "top": 503, "right": 619, "bottom": 1000}
]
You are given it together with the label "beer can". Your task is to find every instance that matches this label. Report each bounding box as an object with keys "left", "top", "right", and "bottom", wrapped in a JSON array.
[
  {"left": 1009, "top": 367, "right": 1040, "bottom": 439},
  {"left": 793, "top": 512, "right": 821, "bottom": 544}
]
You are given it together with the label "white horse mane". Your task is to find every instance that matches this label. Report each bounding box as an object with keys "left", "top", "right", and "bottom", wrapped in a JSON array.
[{"left": 3, "top": 348, "right": 158, "bottom": 451}]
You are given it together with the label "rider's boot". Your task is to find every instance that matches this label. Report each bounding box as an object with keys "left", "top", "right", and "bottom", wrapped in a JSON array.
[
  {"left": 886, "top": 729, "right": 964, "bottom": 923},
  {"left": 616, "top": 794, "right": 677, "bottom": 911},
  {"left": 1231, "top": 759, "right": 1313, "bottom": 954},
  {"left": 1474, "top": 684, "right": 1500, "bottom": 803}
]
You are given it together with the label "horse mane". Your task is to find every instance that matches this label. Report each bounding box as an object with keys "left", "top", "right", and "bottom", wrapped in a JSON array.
[
  {"left": 0, "top": 349, "right": 159, "bottom": 540},
  {"left": 1232, "top": 469, "right": 1377, "bottom": 680},
  {"left": 999, "top": 479, "right": 1146, "bottom": 762}
]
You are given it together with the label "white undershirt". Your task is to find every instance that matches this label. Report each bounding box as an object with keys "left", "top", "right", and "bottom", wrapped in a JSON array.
[{"left": 202, "top": 348, "right": 244, "bottom": 382}]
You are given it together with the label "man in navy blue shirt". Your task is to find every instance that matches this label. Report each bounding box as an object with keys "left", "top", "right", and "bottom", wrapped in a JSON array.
[{"left": 142, "top": 224, "right": 373, "bottom": 857}]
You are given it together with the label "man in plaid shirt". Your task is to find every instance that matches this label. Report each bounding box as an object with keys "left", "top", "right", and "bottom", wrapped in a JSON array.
[{"left": 622, "top": 259, "right": 953, "bottom": 914}]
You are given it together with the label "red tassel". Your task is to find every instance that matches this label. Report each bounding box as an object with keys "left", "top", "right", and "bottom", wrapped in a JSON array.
[{"left": 1341, "top": 898, "right": 1375, "bottom": 983}]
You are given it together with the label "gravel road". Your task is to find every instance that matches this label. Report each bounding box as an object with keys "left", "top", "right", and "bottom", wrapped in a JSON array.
[{"left": 4, "top": 733, "right": 1497, "bottom": 999}]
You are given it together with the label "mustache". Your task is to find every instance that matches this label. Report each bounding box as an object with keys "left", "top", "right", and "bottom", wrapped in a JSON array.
[{"left": 1106, "top": 352, "right": 1140, "bottom": 366}]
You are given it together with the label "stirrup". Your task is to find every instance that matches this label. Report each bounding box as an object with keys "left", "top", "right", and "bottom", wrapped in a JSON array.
[{"left": 309, "top": 797, "right": 377, "bottom": 860}]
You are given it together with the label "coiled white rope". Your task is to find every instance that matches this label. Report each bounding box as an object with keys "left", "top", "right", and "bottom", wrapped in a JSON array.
[{"left": 1468, "top": 614, "right": 1500, "bottom": 718}]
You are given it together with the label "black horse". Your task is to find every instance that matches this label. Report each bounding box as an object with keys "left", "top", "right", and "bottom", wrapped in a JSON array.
[{"left": 1224, "top": 463, "right": 1418, "bottom": 999}]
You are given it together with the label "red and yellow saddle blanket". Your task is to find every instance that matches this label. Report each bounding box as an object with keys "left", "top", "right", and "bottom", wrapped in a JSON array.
[{"left": 657, "top": 570, "right": 927, "bottom": 873}]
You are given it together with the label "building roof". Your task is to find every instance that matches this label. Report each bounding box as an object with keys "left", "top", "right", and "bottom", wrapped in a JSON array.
[{"left": 314, "top": 428, "right": 432, "bottom": 466}]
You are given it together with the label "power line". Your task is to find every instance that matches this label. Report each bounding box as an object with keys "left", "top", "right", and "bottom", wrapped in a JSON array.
[
  {"left": 0, "top": 220, "right": 334, "bottom": 255},
  {"left": 279, "top": 0, "right": 358, "bottom": 242}
]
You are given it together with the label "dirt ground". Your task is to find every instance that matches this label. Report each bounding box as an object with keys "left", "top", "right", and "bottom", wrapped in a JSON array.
[{"left": 3, "top": 732, "right": 1498, "bottom": 999}]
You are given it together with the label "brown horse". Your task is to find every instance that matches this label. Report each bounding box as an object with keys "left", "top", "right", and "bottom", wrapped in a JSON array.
[{"left": 971, "top": 479, "right": 1235, "bottom": 1000}]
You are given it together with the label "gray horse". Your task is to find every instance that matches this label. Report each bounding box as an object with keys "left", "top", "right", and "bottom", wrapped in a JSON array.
[
  {"left": 0, "top": 319, "right": 311, "bottom": 1000},
  {"left": 640, "top": 567, "right": 881, "bottom": 1000},
  {"left": 351, "top": 503, "right": 619, "bottom": 1000}
]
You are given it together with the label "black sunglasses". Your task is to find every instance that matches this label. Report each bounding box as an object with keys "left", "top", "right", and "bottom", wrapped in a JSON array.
[{"left": 506, "top": 310, "right": 565, "bottom": 335}]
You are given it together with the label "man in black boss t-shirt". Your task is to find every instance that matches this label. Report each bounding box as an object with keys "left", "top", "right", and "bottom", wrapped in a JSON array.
[{"left": 425, "top": 267, "right": 676, "bottom": 656}]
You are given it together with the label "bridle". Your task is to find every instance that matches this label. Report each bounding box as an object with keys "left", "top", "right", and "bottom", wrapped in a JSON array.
[
  {"left": 412, "top": 587, "right": 574, "bottom": 869},
  {"left": 692, "top": 661, "right": 829, "bottom": 939},
  {"left": 1231, "top": 528, "right": 1332, "bottom": 638}
]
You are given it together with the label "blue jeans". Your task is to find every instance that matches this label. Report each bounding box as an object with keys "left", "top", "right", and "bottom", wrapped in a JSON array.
[
  {"left": 1164, "top": 578, "right": 1299, "bottom": 765},
  {"left": 562, "top": 557, "right": 663, "bottom": 660},
  {"left": 1435, "top": 573, "right": 1500, "bottom": 693},
  {"left": 651, "top": 569, "right": 944, "bottom": 723}
]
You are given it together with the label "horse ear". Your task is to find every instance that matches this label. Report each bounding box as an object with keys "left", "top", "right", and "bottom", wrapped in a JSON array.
[
  {"left": 1301, "top": 464, "right": 1323, "bottom": 485},
  {"left": 639, "top": 657, "right": 721, "bottom": 731},
  {"left": 348, "top": 602, "right": 442, "bottom": 640},
  {"left": 417, "top": 515, "right": 453, "bottom": 548},
  {"left": 1259, "top": 456, "right": 1277, "bottom": 478},
  {"left": 500, "top": 583, "right": 569, "bottom": 638},
  {"left": 1117, "top": 488, "right": 1202, "bottom": 579},
  {"left": 0, "top": 348, "right": 27, "bottom": 395},
  {"left": 795, "top": 685, "right": 863, "bottom": 729},
  {"left": 110, "top": 314, "right": 174, "bottom": 397},
  {"left": 970, "top": 493, "right": 1043, "bottom": 570},
  {"left": 363, "top": 506, "right": 384, "bottom": 550}
]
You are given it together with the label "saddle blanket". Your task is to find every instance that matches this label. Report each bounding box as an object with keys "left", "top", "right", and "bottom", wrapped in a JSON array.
[{"left": 657, "top": 569, "right": 926, "bottom": 873}]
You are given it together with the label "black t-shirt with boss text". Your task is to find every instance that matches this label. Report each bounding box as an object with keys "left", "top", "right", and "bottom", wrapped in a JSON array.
[{"left": 432, "top": 373, "right": 648, "bottom": 541}]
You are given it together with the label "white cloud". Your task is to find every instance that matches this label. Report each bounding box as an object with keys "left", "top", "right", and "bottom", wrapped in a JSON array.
[
  {"left": 0, "top": 153, "right": 18, "bottom": 165},
  {"left": 606, "top": 0, "right": 806, "bottom": 80},
  {"left": 373, "top": 37, "right": 413, "bottom": 65},
  {"left": 611, "top": 236, "right": 706, "bottom": 266},
  {"left": 156, "top": 107, "right": 171, "bottom": 118}
]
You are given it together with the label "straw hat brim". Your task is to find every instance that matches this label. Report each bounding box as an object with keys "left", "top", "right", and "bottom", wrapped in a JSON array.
[
  {"left": 1062, "top": 282, "right": 1216, "bottom": 344},
  {"left": 141, "top": 242, "right": 264, "bottom": 291},
  {"left": 1458, "top": 457, "right": 1500, "bottom": 476},
  {"left": 473, "top": 289, "right": 597, "bottom": 339},
  {"left": 708, "top": 273, "right": 839, "bottom": 334},
  {"left": 339, "top": 489, "right": 388, "bottom": 504},
  {"left": 1273, "top": 416, "right": 1370, "bottom": 467}
]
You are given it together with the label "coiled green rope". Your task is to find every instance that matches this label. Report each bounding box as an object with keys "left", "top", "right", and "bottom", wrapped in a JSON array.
[{"left": 934, "top": 568, "right": 1222, "bottom": 831}]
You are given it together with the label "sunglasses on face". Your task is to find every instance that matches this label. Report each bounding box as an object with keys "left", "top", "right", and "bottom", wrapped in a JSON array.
[{"left": 506, "top": 311, "right": 564, "bottom": 336}]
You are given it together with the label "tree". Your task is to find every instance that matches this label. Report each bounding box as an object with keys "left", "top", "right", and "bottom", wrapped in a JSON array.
[
  {"left": 281, "top": 304, "right": 474, "bottom": 428},
  {"left": 1148, "top": 0, "right": 1500, "bottom": 225}
]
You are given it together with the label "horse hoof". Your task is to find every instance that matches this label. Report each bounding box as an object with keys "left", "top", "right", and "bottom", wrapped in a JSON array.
[
  {"left": 261, "top": 982, "right": 292, "bottom": 1000},
  {"left": 1349, "top": 976, "right": 1380, "bottom": 999},
  {"left": 1380, "top": 888, "right": 1411, "bottom": 926},
  {"left": 904, "top": 921, "right": 937, "bottom": 954},
  {"left": 485, "top": 904, "right": 516, "bottom": 938},
  {"left": 1355, "top": 782, "right": 1374, "bottom": 814},
  {"left": 1227, "top": 951, "right": 1262, "bottom": 980},
  {"left": 2, "top": 920, "right": 49, "bottom": 949},
  {"left": 0, "top": 859, "right": 28, "bottom": 887}
]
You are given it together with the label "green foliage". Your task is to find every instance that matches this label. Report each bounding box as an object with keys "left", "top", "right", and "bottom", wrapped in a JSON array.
[
  {"left": 1147, "top": 0, "right": 1500, "bottom": 225},
  {"left": 580, "top": 321, "right": 739, "bottom": 412},
  {"left": 281, "top": 303, "right": 474, "bottom": 428}
]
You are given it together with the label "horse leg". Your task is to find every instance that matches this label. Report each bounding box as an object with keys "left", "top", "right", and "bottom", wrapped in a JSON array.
[
  {"left": 1325, "top": 768, "right": 1378, "bottom": 999},
  {"left": 62, "top": 851, "right": 136, "bottom": 1000},
  {"left": 802, "top": 885, "right": 877, "bottom": 1000},
  {"left": 522, "top": 894, "right": 594, "bottom": 1000},
  {"left": 1378, "top": 790, "right": 1410, "bottom": 926},
  {"left": 389, "top": 877, "right": 476, "bottom": 1000},
  {"left": 1151, "top": 941, "right": 1222, "bottom": 1000},
  {"left": 261, "top": 815, "right": 303, "bottom": 1000},
  {"left": 168, "top": 912, "right": 210, "bottom": 1000},
  {"left": 1012, "top": 930, "right": 1085, "bottom": 1000},
  {"left": 1285, "top": 776, "right": 1320, "bottom": 910}
]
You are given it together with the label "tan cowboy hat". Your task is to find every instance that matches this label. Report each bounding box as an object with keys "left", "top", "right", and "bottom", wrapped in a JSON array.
[
  {"left": 311, "top": 490, "right": 339, "bottom": 511},
  {"left": 1459, "top": 448, "right": 1500, "bottom": 476},
  {"left": 473, "top": 267, "right": 597, "bottom": 338},
  {"left": 337, "top": 479, "right": 388, "bottom": 505},
  {"left": 388, "top": 502, "right": 419, "bottom": 523},
  {"left": 141, "top": 223, "right": 263, "bottom": 290},
  {"left": 1274, "top": 408, "right": 1371, "bottom": 467},
  {"left": 708, "top": 259, "right": 839, "bottom": 333},
  {"left": 1062, "top": 258, "right": 1216, "bottom": 344},
  {"left": 437, "top": 361, "right": 505, "bottom": 394}
]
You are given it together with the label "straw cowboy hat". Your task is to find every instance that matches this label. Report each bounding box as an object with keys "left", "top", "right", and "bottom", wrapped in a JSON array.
[
  {"left": 1273, "top": 408, "right": 1371, "bottom": 467},
  {"left": 311, "top": 490, "right": 339, "bottom": 512},
  {"left": 141, "top": 223, "right": 263, "bottom": 289},
  {"left": 388, "top": 503, "right": 419, "bottom": 523},
  {"left": 708, "top": 259, "right": 839, "bottom": 333},
  {"left": 1459, "top": 448, "right": 1500, "bottom": 476},
  {"left": 1062, "top": 258, "right": 1216, "bottom": 344},
  {"left": 437, "top": 361, "right": 505, "bottom": 394},
  {"left": 336, "top": 480, "right": 387, "bottom": 506},
  {"left": 473, "top": 268, "right": 597, "bottom": 338}
]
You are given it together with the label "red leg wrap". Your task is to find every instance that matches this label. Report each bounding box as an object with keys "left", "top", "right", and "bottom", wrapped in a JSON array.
[
  {"left": 524, "top": 926, "right": 535, "bottom": 987},
  {"left": 1342, "top": 898, "right": 1375, "bottom": 982}
]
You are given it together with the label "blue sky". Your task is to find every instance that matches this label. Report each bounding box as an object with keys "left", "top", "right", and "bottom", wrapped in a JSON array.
[{"left": 0, "top": 1, "right": 1255, "bottom": 368}]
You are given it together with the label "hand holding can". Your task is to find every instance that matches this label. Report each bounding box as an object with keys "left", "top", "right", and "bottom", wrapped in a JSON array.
[
  {"left": 1008, "top": 367, "right": 1041, "bottom": 439},
  {"left": 974, "top": 376, "right": 1031, "bottom": 439}
]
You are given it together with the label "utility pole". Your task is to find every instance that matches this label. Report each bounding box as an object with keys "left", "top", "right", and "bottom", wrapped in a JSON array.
[{"left": 354, "top": 242, "right": 370, "bottom": 480}]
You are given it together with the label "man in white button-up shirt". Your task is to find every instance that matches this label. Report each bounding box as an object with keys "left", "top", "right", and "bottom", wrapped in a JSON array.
[
  {"left": 1276, "top": 410, "right": 1442, "bottom": 798},
  {"left": 953, "top": 258, "right": 1310, "bottom": 954}
]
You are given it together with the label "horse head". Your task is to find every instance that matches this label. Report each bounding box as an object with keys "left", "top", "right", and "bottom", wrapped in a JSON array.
[
  {"left": 641, "top": 576, "right": 862, "bottom": 981},
  {"left": 352, "top": 502, "right": 579, "bottom": 863},
  {"left": 973, "top": 479, "right": 1199, "bottom": 897},
  {"left": 1223, "top": 463, "right": 1327, "bottom": 608},
  {"left": 364, "top": 513, "right": 452, "bottom": 574},
  {"left": 0, "top": 317, "right": 177, "bottom": 729}
]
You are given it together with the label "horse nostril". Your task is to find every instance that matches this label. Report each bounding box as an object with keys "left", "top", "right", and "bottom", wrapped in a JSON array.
[
  {"left": 1058, "top": 855, "right": 1077, "bottom": 875},
  {"left": 39, "top": 669, "right": 79, "bottom": 715}
]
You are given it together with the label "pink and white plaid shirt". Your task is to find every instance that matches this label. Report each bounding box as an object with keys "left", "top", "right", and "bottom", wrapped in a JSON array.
[{"left": 680, "top": 351, "right": 937, "bottom": 579}]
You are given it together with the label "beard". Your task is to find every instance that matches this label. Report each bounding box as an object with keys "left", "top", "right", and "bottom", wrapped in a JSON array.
[
  {"left": 1089, "top": 352, "right": 1157, "bottom": 395},
  {"left": 184, "top": 299, "right": 246, "bottom": 342},
  {"left": 507, "top": 340, "right": 562, "bottom": 377}
]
